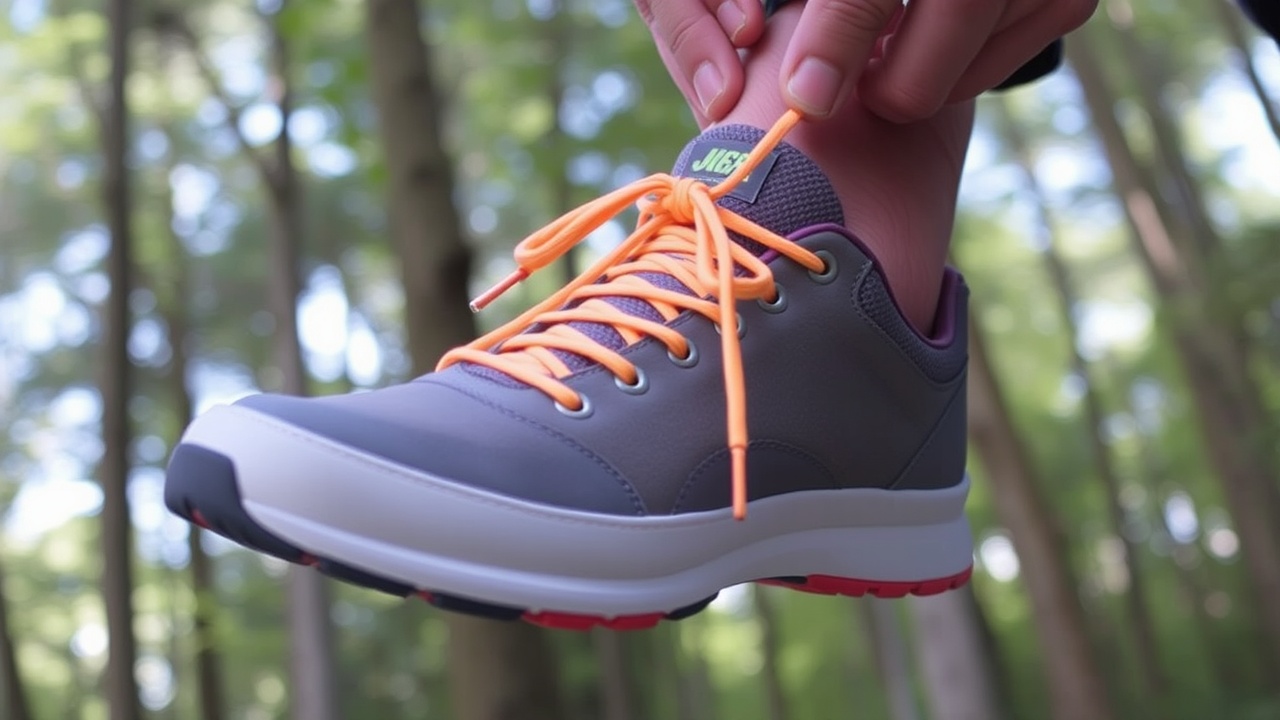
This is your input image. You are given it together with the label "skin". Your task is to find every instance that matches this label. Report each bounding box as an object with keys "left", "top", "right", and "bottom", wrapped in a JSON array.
[
  {"left": 710, "top": 3, "right": 973, "bottom": 331},
  {"left": 632, "top": 0, "right": 1096, "bottom": 330},
  {"left": 633, "top": 0, "right": 1097, "bottom": 123}
]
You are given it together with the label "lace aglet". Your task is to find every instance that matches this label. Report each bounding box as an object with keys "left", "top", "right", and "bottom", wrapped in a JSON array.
[
  {"left": 470, "top": 269, "right": 529, "bottom": 312},
  {"left": 731, "top": 447, "right": 747, "bottom": 521}
]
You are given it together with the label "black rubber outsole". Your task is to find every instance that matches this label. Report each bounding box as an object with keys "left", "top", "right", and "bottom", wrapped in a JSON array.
[{"left": 164, "top": 443, "right": 717, "bottom": 628}]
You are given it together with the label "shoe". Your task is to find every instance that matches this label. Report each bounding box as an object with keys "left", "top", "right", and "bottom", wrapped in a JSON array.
[{"left": 165, "top": 111, "right": 973, "bottom": 630}]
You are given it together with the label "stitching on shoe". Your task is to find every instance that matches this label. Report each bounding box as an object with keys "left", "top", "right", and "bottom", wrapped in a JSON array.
[
  {"left": 236, "top": 411, "right": 654, "bottom": 529},
  {"left": 417, "top": 377, "right": 648, "bottom": 515},
  {"left": 672, "top": 440, "right": 836, "bottom": 514},
  {"left": 227, "top": 405, "right": 970, "bottom": 531}
]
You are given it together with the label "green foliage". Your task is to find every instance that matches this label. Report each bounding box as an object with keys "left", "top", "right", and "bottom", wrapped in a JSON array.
[{"left": 1, "top": 0, "right": 1278, "bottom": 716}]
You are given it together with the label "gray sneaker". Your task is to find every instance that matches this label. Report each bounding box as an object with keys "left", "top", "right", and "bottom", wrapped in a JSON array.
[{"left": 165, "top": 113, "right": 973, "bottom": 630}]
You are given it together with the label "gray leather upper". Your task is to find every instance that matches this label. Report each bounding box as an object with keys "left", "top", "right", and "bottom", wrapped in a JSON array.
[{"left": 237, "top": 229, "right": 968, "bottom": 516}]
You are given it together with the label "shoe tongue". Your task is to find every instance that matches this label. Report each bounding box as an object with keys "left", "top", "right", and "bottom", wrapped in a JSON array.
[
  {"left": 464, "top": 125, "right": 843, "bottom": 385},
  {"left": 670, "top": 124, "right": 844, "bottom": 242}
]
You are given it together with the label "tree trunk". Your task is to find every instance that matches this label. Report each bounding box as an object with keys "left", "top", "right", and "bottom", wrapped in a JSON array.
[
  {"left": 364, "top": 0, "right": 473, "bottom": 366},
  {"left": 1101, "top": 5, "right": 1278, "bottom": 378},
  {"left": 1040, "top": 207, "right": 1169, "bottom": 711},
  {"left": 651, "top": 624, "right": 696, "bottom": 720},
  {"left": 752, "top": 586, "right": 790, "bottom": 720},
  {"left": 1067, "top": 34, "right": 1280, "bottom": 673},
  {"left": 908, "top": 588, "right": 1006, "bottom": 720},
  {"left": 860, "top": 599, "right": 921, "bottom": 720},
  {"left": 1214, "top": 0, "right": 1280, "bottom": 143},
  {"left": 1126, "top": 393, "right": 1261, "bottom": 691},
  {"left": 0, "top": 559, "right": 33, "bottom": 720},
  {"left": 681, "top": 642, "right": 717, "bottom": 720},
  {"left": 967, "top": 327, "right": 1118, "bottom": 720},
  {"left": 446, "top": 619, "right": 564, "bottom": 720},
  {"left": 994, "top": 102, "right": 1169, "bottom": 709},
  {"left": 101, "top": 0, "right": 143, "bottom": 713},
  {"left": 1068, "top": 27, "right": 1276, "bottom": 460},
  {"left": 161, "top": 8, "right": 343, "bottom": 715},
  {"left": 363, "top": 0, "right": 567, "bottom": 718},
  {"left": 1104, "top": 0, "right": 1222, "bottom": 264},
  {"left": 593, "top": 631, "right": 637, "bottom": 720},
  {"left": 543, "top": 0, "right": 578, "bottom": 286},
  {"left": 157, "top": 134, "right": 227, "bottom": 720},
  {"left": 186, "top": 534, "right": 224, "bottom": 720},
  {"left": 260, "top": 9, "right": 343, "bottom": 720}
]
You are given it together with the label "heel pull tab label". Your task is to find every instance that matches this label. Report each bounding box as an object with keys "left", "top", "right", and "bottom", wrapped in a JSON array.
[{"left": 681, "top": 139, "right": 781, "bottom": 204}]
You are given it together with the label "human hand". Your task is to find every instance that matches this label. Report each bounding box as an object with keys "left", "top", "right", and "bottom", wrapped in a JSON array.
[
  {"left": 782, "top": 0, "right": 1096, "bottom": 121},
  {"left": 636, "top": 0, "right": 1096, "bottom": 124},
  {"left": 633, "top": 0, "right": 769, "bottom": 123}
]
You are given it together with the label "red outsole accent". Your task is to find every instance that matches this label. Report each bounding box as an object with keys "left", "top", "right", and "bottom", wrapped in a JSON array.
[
  {"left": 510, "top": 568, "right": 973, "bottom": 631},
  {"left": 522, "top": 610, "right": 667, "bottom": 632},
  {"left": 190, "top": 509, "right": 212, "bottom": 530},
  {"left": 758, "top": 565, "right": 973, "bottom": 598},
  {"left": 298, "top": 553, "right": 321, "bottom": 568}
]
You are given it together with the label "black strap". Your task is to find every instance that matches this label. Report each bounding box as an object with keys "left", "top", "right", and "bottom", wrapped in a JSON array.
[{"left": 994, "top": 40, "right": 1062, "bottom": 90}]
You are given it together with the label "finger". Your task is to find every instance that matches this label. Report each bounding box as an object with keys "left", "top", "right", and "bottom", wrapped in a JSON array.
[
  {"left": 728, "top": 0, "right": 767, "bottom": 48},
  {"left": 858, "top": 0, "right": 1007, "bottom": 122},
  {"left": 635, "top": 0, "right": 752, "bottom": 120},
  {"left": 947, "top": 0, "right": 1097, "bottom": 101},
  {"left": 780, "top": 0, "right": 903, "bottom": 118},
  {"left": 652, "top": 40, "right": 714, "bottom": 127}
]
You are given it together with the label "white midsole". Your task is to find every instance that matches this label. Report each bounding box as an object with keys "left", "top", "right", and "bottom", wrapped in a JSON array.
[{"left": 183, "top": 404, "right": 973, "bottom": 614}]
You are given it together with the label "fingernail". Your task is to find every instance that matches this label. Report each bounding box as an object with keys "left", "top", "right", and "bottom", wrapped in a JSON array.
[
  {"left": 787, "top": 57, "right": 843, "bottom": 117},
  {"left": 693, "top": 62, "right": 724, "bottom": 116},
  {"left": 716, "top": 0, "right": 746, "bottom": 41},
  {"left": 880, "top": 33, "right": 896, "bottom": 59}
]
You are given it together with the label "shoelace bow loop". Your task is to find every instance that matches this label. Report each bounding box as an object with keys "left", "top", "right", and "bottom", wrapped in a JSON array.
[{"left": 439, "top": 110, "right": 822, "bottom": 519}]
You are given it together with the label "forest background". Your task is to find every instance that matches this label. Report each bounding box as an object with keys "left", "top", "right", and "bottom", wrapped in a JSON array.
[{"left": 1, "top": 0, "right": 1279, "bottom": 718}]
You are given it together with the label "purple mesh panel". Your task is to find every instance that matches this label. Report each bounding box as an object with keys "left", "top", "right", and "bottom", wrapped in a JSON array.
[
  {"left": 466, "top": 125, "right": 843, "bottom": 384},
  {"left": 671, "top": 124, "right": 843, "bottom": 248},
  {"left": 857, "top": 269, "right": 967, "bottom": 383}
]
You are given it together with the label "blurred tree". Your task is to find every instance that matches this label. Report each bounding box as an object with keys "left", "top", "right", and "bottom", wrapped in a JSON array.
[
  {"left": 101, "top": 0, "right": 144, "bottom": 713},
  {"left": 263, "top": 7, "right": 343, "bottom": 717},
  {"left": 153, "top": 115, "right": 226, "bottom": 720},
  {"left": 363, "top": 0, "right": 567, "bottom": 717},
  {"left": 3, "top": 0, "right": 1280, "bottom": 716},
  {"left": 592, "top": 629, "right": 639, "bottom": 720},
  {"left": 1068, "top": 31, "right": 1280, "bottom": 675},
  {"left": 752, "top": 587, "right": 790, "bottom": 720},
  {"left": 1213, "top": 0, "right": 1280, "bottom": 141},
  {"left": 995, "top": 99, "right": 1169, "bottom": 709},
  {"left": 909, "top": 589, "right": 1007, "bottom": 720},
  {"left": 364, "top": 0, "right": 474, "bottom": 365},
  {"left": 861, "top": 599, "right": 921, "bottom": 720},
  {"left": 156, "top": 3, "right": 346, "bottom": 715},
  {"left": 967, "top": 325, "right": 1118, "bottom": 720},
  {"left": 0, "top": 558, "right": 33, "bottom": 720}
]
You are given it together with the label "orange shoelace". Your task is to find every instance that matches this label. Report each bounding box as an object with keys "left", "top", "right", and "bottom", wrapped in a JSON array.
[{"left": 439, "top": 110, "right": 821, "bottom": 520}]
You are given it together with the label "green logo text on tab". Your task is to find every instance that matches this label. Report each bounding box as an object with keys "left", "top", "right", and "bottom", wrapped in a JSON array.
[{"left": 680, "top": 139, "right": 781, "bottom": 204}]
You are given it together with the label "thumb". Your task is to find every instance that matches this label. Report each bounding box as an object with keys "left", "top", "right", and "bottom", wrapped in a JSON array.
[
  {"left": 779, "top": 0, "right": 901, "bottom": 118},
  {"left": 635, "top": 0, "right": 765, "bottom": 120}
]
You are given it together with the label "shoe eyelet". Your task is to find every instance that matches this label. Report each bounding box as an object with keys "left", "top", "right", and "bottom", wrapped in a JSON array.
[
  {"left": 808, "top": 250, "right": 838, "bottom": 285},
  {"left": 667, "top": 341, "right": 699, "bottom": 368},
  {"left": 554, "top": 394, "right": 594, "bottom": 419},
  {"left": 614, "top": 367, "right": 649, "bottom": 395},
  {"left": 713, "top": 312, "right": 746, "bottom": 339},
  {"left": 757, "top": 284, "right": 788, "bottom": 314}
]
